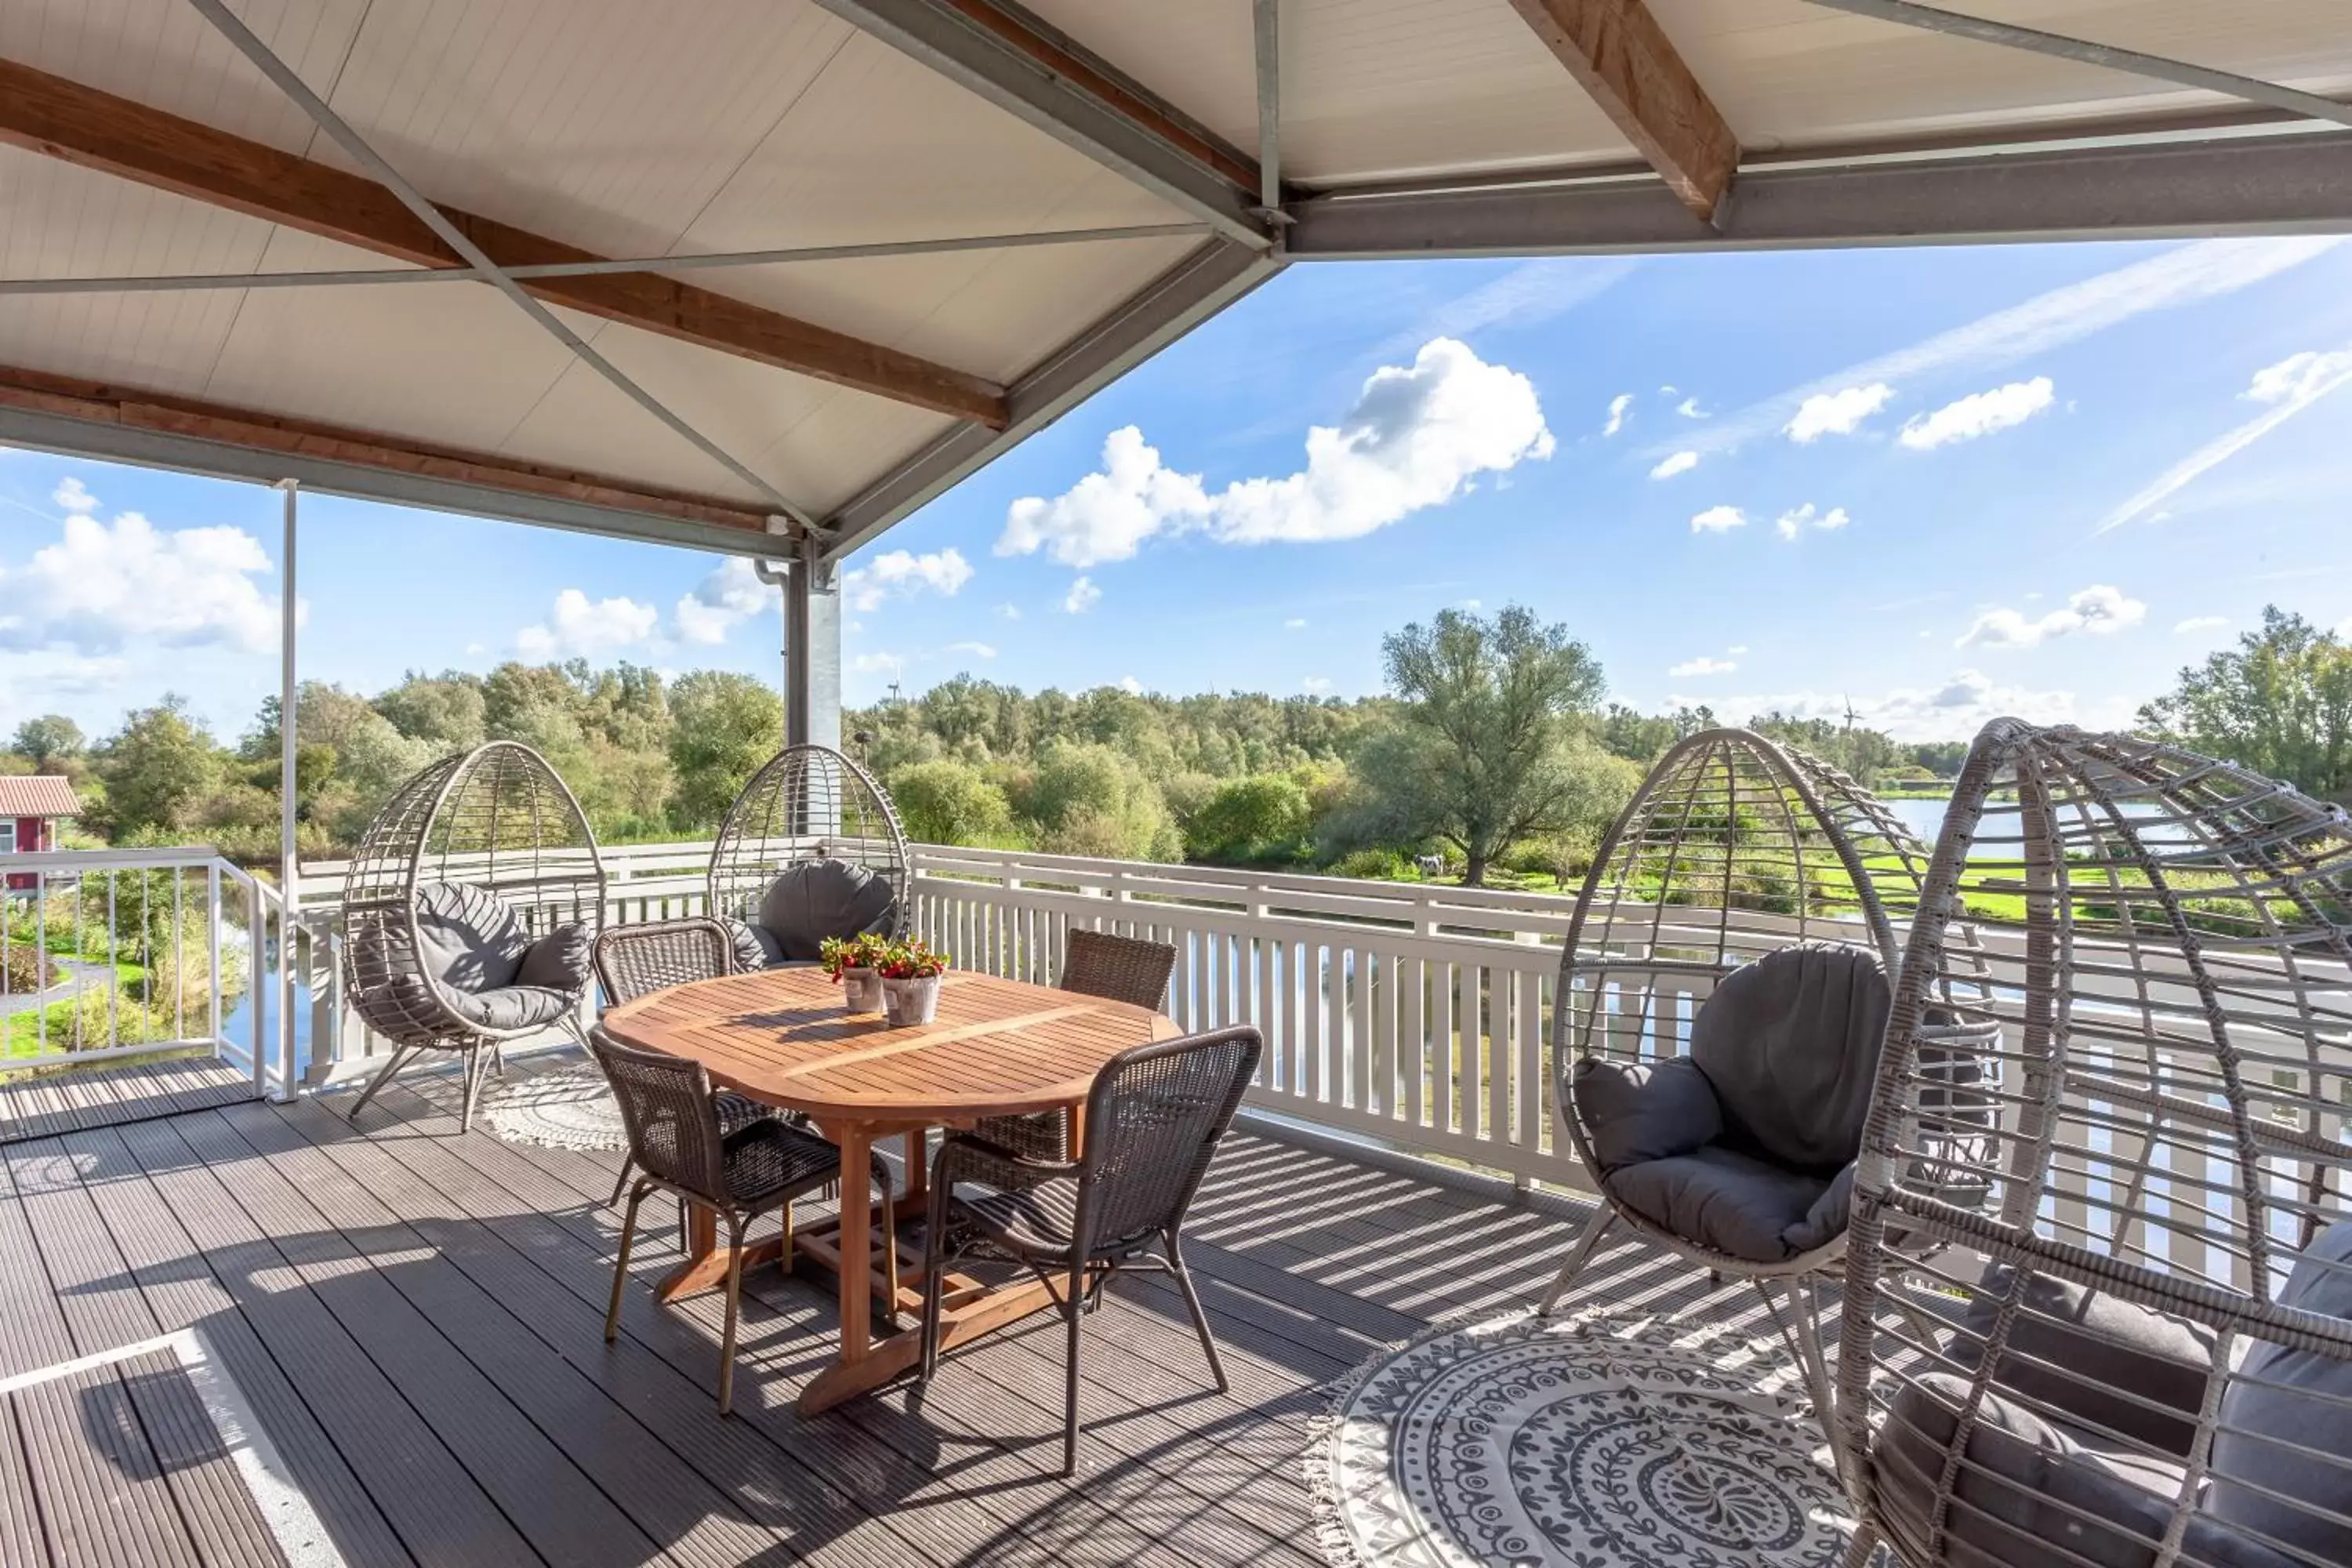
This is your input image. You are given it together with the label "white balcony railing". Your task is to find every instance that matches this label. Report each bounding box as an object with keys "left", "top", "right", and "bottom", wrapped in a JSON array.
[{"left": 0, "top": 845, "right": 303, "bottom": 1096}]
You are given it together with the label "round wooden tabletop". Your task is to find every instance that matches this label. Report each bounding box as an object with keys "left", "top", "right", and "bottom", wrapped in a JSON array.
[{"left": 600, "top": 966, "right": 1180, "bottom": 1127}]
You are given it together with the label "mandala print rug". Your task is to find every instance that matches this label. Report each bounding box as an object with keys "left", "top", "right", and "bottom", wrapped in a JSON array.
[
  {"left": 1309, "top": 1308, "right": 1859, "bottom": 1568},
  {"left": 485, "top": 1062, "right": 628, "bottom": 1152}
]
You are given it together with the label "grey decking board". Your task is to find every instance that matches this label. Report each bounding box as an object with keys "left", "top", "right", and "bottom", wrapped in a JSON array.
[
  {"left": 13, "top": 1363, "right": 202, "bottom": 1568},
  {"left": 53, "top": 1124, "right": 415, "bottom": 1568},
  {"left": 108, "top": 1113, "right": 534, "bottom": 1568},
  {"left": 160, "top": 1108, "right": 669, "bottom": 1568},
  {"left": 113, "top": 1348, "right": 288, "bottom": 1568},
  {"left": 0, "top": 1386, "right": 53, "bottom": 1568},
  {"left": 0, "top": 1140, "right": 84, "bottom": 1381},
  {"left": 0, "top": 1059, "right": 254, "bottom": 1146},
  {"left": 4, "top": 1137, "right": 168, "bottom": 1359}
]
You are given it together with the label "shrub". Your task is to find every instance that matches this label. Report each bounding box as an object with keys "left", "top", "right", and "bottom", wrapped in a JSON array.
[
  {"left": 1187, "top": 774, "right": 1312, "bottom": 862},
  {"left": 889, "top": 759, "right": 1013, "bottom": 846},
  {"left": 0, "top": 946, "right": 57, "bottom": 994},
  {"left": 1327, "top": 848, "right": 1413, "bottom": 881}
]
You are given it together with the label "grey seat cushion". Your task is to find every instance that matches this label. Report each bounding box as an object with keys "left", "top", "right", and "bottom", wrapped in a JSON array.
[
  {"left": 443, "top": 983, "right": 577, "bottom": 1033},
  {"left": 1572, "top": 1056, "right": 1722, "bottom": 1173},
  {"left": 1875, "top": 1374, "right": 2297, "bottom": 1568},
  {"left": 1956, "top": 1269, "right": 2216, "bottom": 1458},
  {"left": 719, "top": 916, "right": 787, "bottom": 973},
  {"left": 2206, "top": 1220, "right": 2352, "bottom": 1561},
  {"left": 1602, "top": 1144, "right": 1835, "bottom": 1264},
  {"left": 1690, "top": 942, "right": 1890, "bottom": 1172},
  {"left": 755, "top": 859, "right": 897, "bottom": 962}
]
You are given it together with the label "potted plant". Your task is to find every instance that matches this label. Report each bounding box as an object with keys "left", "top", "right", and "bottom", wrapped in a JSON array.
[
  {"left": 875, "top": 938, "right": 948, "bottom": 1026},
  {"left": 819, "top": 931, "right": 891, "bottom": 1013}
]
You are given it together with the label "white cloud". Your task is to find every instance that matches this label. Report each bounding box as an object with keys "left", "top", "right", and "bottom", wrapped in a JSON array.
[
  {"left": 1283, "top": 617, "right": 1308, "bottom": 630},
  {"left": 2174, "top": 615, "right": 2230, "bottom": 633},
  {"left": 516, "top": 589, "right": 658, "bottom": 658},
  {"left": 842, "top": 547, "right": 972, "bottom": 613},
  {"left": 1649, "top": 450, "right": 1699, "bottom": 481},
  {"left": 1675, "top": 397, "right": 1706, "bottom": 419},
  {"left": 1774, "top": 503, "right": 1850, "bottom": 541},
  {"left": 850, "top": 652, "right": 903, "bottom": 681},
  {"left": 1681, "top": 238, "right": 2343, "bottom": 459},
  {"left": 1119, "top": 676, "right": 1143, "bottom": 695},
  {"left": 51, "top": 477, "right": 96, "bottom": 514},
  {"left": 1900, "top": 377, "right": 2056, "bottom": 450},
  {"left": 1683, "top": 670, "right": 2100, "bottom": 741},
  {"left": 673, "top": 556, "right": 770, "bottom": 645},
  {"left": 942, "top": 641, "right": 996, "bottom": 660},
  {"left": 2098, "top": 347, "right": 2352, "bottom": 534},
  {"left": 1062, "top": 575, "right": 1101, "bottom": 615},
  {"left": 1669, "top": 656, "right": 1737, "bottom": 677},
  {"left": 0, "top": 510, "right": 285, "bottom": 655},
  {"left": 1690, "top": 505, "right": 1747, "bottom": 534},
  {"left": 1603, "top": 393, "right": 1633, "bottom": 437},
  {"left": 996, "top": 602, "right": 1022, "bottom": 620},
  {"left": 997, "top": 338, "right": 1553, "bottom": 565},
  {"left": 1727, "top": 644, "right": 1749, "bottom": 655},
  {"left": 1301, "top": 676, "right": 1334, "bottom": 695},
  {"left": 1382, "top": 258, "right": 1635, "bottom": 360},
  {"left": 1458, "top": 598, "right": 1483, "bottom": 611},
  {"left": 1958, "top": 584, "right": 2146, "bottom": 649},
  {"left": 1785, "top": 383, "right": 1895, "bottom": 443}
]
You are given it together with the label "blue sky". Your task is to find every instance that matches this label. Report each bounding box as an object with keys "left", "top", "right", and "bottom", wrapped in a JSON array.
[{"left": 4, "top": 234, "right": 2351, "bottom": 746}]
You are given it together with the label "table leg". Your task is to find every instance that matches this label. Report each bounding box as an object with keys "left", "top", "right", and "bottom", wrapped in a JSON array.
[
  {"left": 902, "top": 1128, "right": 928, "bottom": 1208},
  {"left": 837, "top": 1124, "right": 874, "bottom": 1364},
  {"left": 655, "top": 1199, "right": 782, "bottom": 1305}
]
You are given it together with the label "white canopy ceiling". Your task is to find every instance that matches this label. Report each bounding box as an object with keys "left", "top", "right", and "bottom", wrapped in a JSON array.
[{"left": 0, "top": 0, "right": 2343, "bottom": 563}]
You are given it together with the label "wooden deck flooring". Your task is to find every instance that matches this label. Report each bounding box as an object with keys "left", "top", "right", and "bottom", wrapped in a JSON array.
[
  {"left": 0, "top": 1057, "right": 253, "bottom": 1145},
  {"left": 0, "top": 1058, "right": 1784, "bottom": 1567}
]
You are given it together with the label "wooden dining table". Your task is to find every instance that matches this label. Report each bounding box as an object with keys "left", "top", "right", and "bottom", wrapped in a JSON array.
[{"left": 600, "top": 964, "right": 1179, "bottom": 1414}]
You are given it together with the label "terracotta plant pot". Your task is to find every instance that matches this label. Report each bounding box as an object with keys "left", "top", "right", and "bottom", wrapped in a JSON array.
[
  {"left": 840, "top": 967, "right": 883, "bottom": 1013},
  {"left": 881, "top": 973, "right": 942, "bottom": 1027}
]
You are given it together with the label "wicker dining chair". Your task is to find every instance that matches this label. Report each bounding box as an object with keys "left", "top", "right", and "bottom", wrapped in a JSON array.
[
  {"left": 590, "top": 1027, "right": 898, "bottom": 1416},
  {"left": 972, "top": 929, "right": 1180, "bottom": 1161},
  {"left": 590, "top": 917, "right": 779, "bottom": 1207},
  {"left": 920, "top": 1024, "right": 1261, "bottom": 1476}
]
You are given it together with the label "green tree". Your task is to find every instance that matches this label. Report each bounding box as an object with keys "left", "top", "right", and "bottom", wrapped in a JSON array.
[
  {"left": 889, "top": 759, "right": 1014, "bottom": 845},
  {"left": 1367, "top": 604, "right": 1606, "bottom": 884},
  {"left": 1019, "top": 741, "right": 1179, "bottom": 860},
  {"left": 375, "top": 673, "right": 488, "bottom": 750},
  {"left": 1187, "top": 773, "right": 1312, "bottom": 862},
  {"left": 96, "top": 697, "right": 224, "bottom": 837},
  {"left": 2140, "top": 607, "right": 2352, "bottom": 802},
  {"left": 13, "top": 715, "right": 83, "bottom": 767},
  {"left": 667, "top": 671, "right": 782, "bottom": 829}
]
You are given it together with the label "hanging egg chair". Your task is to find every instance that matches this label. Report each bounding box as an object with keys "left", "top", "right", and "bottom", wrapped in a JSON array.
[
  {"left": 338, "top": 741, "right": 604, "bottom": 1127},
  {"left": 706, "top": 742, "right": 909, "bottom": 970},
  {"left": 1835, "top": 721, "right": 2352, "bottom": 1568}
]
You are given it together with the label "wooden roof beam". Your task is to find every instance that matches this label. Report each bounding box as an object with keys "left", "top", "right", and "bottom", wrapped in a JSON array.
[
  {"left": 0, "top": 361, "right": 775, "bottom": 536},
  {"left": 0, "top": 58, "right": 1011, "bottom": 429},
  {"left": 1506, "top": 0, "right": 1740, "bottom": 223}
]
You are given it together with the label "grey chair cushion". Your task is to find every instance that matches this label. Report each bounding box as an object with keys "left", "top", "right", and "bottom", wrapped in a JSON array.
[
  {"left": 1785, "top": 1163, "right": 1855, "bottom": 1254},
  {"left": 1875, "top": 1374, "right": 2297, "bottom": 1568},
  {"left": 1956, "top": 1269, "right": 2216, "bottom": 1458},
  {"left": 756, "top": 859, "right": 897, "bottom": 962},
  {"left": 2207, "top": 1220, "right": 2352, "bottom": 1561},
  {"left": 1602, "top": 1144, "right": 1835, "bottom": 1263},
  {"left": 1690, "top": 942, "right": 1890, "bottom": 1173},
  {"left": 515, "top": 923, "right": 591, "bottom": 993},
  {"left": 414, "top": 881, "right": 532, "bottom": 993},
  {"left": 441, "top": 983, "right": 577, "bottom": 1033},
  {"left": 719, "top": 916, "right": 787, "bottom": 973},
  {"left": 1571, "top": 1056, "right": 1722, "bottom": 1173}
]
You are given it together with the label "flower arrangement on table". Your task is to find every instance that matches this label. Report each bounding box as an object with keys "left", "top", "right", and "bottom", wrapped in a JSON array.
[
  {"left": 872, "top": 937, "right": 948, "bottom": 1025},
  {"left": 819, "top": 931, "right": 895, "bottom": 1011}
]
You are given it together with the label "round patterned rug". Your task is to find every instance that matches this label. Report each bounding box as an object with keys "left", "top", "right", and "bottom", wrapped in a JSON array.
[
  {"left": 1309, "top": 1309, "right": 1857, "bottom": 1568},
  {"left": 485, "top": 1062, "right": 628, "bottom": 1152}
]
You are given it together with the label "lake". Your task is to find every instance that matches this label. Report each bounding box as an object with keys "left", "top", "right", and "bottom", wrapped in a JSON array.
[{"left": 1882, "top": 795, "right": 2177, "bottom": 855}]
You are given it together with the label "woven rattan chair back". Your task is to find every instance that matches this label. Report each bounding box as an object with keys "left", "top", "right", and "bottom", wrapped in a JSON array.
[
  {"left": 588, "top": 1027, "right": 728, "bottom": 1205},
  {"left": 1074, "top": 1025, "right": 1261, "bottom": 1254},
  {"left": 1059, "top": 930, "right": 1177, "bottom": 1011},
  {"left": 593, "top": 917, "right": 735, "bottom": 1007},
  {"left": 706, "top": 743, "right": 909, "bottom": 938},
  {"left": 1834, "top": 722, "right": 2352, "bottom": 1568},
  {"left": 339, "top": 739, "right": 605, "bottom": 1051}
]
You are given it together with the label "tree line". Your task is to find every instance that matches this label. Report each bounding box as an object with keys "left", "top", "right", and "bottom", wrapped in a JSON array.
[{"left": 5, "top": 603, "right": 2017, "bottom": 887}]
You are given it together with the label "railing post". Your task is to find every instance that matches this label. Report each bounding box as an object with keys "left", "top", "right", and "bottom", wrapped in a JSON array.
[
  {"left": 307, "top": 922, "right": 339, "bottom": 1087},
  {"left": 206, "top": 862, "right": 223, "bottom": 1045},
  {"left": 249, "top": 879, "right": 267, "bottom": 1095}
]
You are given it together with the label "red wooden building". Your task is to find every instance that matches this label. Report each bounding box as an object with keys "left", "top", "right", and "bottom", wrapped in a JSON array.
[{"left": 0, "top": 775, "right": 81, "bottom": 891}]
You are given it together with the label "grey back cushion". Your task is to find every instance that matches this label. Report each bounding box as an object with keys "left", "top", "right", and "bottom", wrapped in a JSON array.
[
  {"left": 2207, "top": 1220, "right": 2352, "bottom": 1561},
  {"left": 757, "top": 858, "right": 896, "bottom": 962},
  {"left": 1689, "top": 942, "right": 1890, "bottom": 1173},
  {"left": 1958, "top": 1267, "right": 2216, "bottom": 1458},
  {"left": 720, "top": 916, "right": 787, "bottom": 973},
  {"left": 415, "top": 881, "right": 532, "bottom": 993}
]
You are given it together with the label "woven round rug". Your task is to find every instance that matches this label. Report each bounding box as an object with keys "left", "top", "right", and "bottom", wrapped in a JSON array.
[
  {"left": 484, "top": 1062, "right": 627, "bottom": 1152},
  {"left": 1309, "top": 1309, "right": 1856, "bottom": 1568}
]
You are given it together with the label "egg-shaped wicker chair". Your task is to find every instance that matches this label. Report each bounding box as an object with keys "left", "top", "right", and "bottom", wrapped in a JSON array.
[
  {"left": 1835, "top": 722, "right": 2352, "bottom": 1568},
  {"left": 1541, "top": 728, "right": 1999, "bottom": 1419},
  {"left": 706, "top": 742, "right": 909, "bottom": 970},
  {"left": 339, "top": 742, "right": 605, "bottom": 1128}
]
